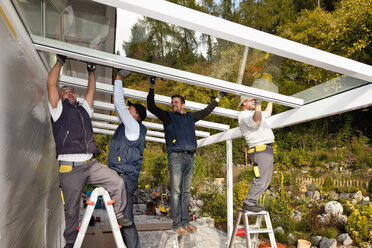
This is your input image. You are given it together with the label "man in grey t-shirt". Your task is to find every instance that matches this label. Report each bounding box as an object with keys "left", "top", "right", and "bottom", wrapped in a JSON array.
[{"left": 238, "top": 96, "right": 274, "bottom": 212}]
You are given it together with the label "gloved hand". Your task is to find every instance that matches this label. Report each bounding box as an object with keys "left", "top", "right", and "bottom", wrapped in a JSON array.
[
  {"left": 255, "top": 99, "right": 262, "bottom": 105},
  {"left": 87, "top": 63, "right": 96, "bottom": 73},
  {"left": 149, "top": 76, "right": 156, "bottom": 89},
  {"left": 117, "top": 69, "right": 131, "bottom": 78},
  {"left": 56, "top": 54, "right": 66, "bottom": 65},
  {"left": 216, "top": 91, "right": 227, "bottom": 100}
]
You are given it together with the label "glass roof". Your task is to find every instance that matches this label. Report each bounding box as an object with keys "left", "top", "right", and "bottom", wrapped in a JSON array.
[{"left": 12, "top": 0, "right": 371, "bottom": 108}]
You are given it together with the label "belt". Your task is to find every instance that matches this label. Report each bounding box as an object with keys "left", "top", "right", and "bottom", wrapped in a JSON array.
[
  {"left": 173, "top": 151, "right": 194, "bottom": 154},
  {"left": 58, "top": 158, "right": 93, "bottom": 167},
  {"left": 248, "top": 143, "right": 273, "bottom": 154}
]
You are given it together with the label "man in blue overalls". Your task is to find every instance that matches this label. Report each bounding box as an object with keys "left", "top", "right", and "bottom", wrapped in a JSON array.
[{"left": 108, "top": 70, "right": 147, "bottom": 248}]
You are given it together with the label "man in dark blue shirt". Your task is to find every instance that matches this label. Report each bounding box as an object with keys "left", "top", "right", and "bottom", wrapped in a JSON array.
[{"left": 147, "top": 77, "right": 226, "bottom": 235}]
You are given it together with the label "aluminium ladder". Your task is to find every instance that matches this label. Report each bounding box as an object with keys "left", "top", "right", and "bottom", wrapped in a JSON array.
[
  {"left": 228, "top": 210, "right": 276, "bottom": 248},
  {"left": 73, "top": 187, "right": 126, "bottom": 248}
]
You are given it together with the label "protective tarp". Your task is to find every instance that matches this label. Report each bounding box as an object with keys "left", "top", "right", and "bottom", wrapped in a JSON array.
[{"left": 0, "top": 15, "right": 64, "bottom": 248}]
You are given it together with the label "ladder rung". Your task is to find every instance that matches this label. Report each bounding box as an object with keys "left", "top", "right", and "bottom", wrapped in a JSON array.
[
  {"left": 248, "top": 228, "right": 273, "bottom": 234},
  {"left": 236, "top": 228, "right": 273, "bottom": 236}
]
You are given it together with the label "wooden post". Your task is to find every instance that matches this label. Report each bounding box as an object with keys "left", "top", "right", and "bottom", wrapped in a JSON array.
[{"left": 245, "top": 148, "right": 248, "bottom": 167}]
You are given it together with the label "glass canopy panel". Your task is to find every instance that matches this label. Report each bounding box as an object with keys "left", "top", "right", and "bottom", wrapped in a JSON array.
[
  {"left": 12, "top": 0, "right": 370, "bottom": 106},
  {"left": 13, "top": 0, "right": 116, "bottom": 53}
]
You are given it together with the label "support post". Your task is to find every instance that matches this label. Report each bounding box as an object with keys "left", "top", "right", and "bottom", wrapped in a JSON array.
[{"left": 226, "top": 139, "right": 233, "bottom": 240}]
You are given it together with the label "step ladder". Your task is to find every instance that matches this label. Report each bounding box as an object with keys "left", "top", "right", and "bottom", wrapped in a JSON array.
[
  {"left": 158, "top": 230, "right": 199, "bottom": 248},
  {"left": 73, "top": 187, "right": 126, "bottom": 248},
  {"left": 228, "top": 210, "right": 276, "bottom": 248}
]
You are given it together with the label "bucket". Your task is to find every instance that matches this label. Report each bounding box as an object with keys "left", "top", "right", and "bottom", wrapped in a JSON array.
[{"left": 297, "top": 239, "right": 311, "bottom": 248}]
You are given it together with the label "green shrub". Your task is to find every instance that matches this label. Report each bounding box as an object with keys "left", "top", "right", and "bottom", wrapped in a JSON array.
[
  {"left": 198, "top": 186, "right": 227, "bottom": 220},
  {"left": 318, "top": 227, "right": 339, "bottom": 239},
  {"left": 269, "top": 174, "right": 295, "bottom": 228},
  {"left": 345, "top": 202, "right": 372, "bottom": 245},
  {"left": 323, "top": 176, "right": 334, "bottom": 192}
]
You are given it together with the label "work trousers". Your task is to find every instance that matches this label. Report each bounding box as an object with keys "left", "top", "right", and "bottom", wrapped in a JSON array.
[
  {"left": 119, "top": 174, "right": 140, "bottom": 248},
  {"left": 59, "top": 159, "right": 127, "bottom": 244},
  {"left": 243, "top": 145, "right": 274, "bottom": 206},
  {"left": 168, "top": 152, "right": 194, "bottom": 229}
]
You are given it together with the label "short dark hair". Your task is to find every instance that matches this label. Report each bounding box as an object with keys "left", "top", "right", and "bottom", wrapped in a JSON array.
[{"left": 171, "top": 94, "right": 185, "bottom": 104}]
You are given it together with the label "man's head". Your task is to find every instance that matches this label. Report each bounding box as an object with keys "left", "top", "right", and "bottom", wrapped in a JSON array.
[
  {"left": 59, "top": 86, "right": 77, "bottom": 105},
  {"left": 238, "top": 95, "right": 255, "bottom": 110},
  {"left": 171, "top": 94, "right": 185, "bottom": 114},
  {"left": 128, "top": 100, "right": 147, "bottom": 122}
]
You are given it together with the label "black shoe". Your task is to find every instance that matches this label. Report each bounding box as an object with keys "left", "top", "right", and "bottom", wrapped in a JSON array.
[
  {"left": 64, "top": 243, "right": 74, "bottom": 248},
  {"left": 242, "top": 203, "right": 264, "bottom": 212},
  {"left": 117, "top": 217, "right": 133, "bottom": 227}
]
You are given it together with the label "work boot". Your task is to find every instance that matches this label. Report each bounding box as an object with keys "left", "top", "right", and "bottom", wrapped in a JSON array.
[
  {"left": 117, "top": 217, "right": 133, "bottom": 227},
  {"left": 184, "top": 224, "right": 197, "bottom": 233},
  {"left": 56, "top": 54, "right": 67, "bottom": 65},
  {"left": 242, "top": 203, "right": 264, "bottom": 212},
  {"left": 174, "top": 227, "right": 188, "bottom": 236},
  {"left": 64, "top": 243, "right": 74, "bottom": 248}
]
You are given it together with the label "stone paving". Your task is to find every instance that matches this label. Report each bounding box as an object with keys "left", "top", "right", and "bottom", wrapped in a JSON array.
[{"left": 84, "top": 204, "right": 248, "bottom": 248}]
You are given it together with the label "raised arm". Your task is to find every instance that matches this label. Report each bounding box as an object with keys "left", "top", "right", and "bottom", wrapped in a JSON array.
[
  {"left": 84, "top": 64, "right": 96, "bottom": 109},
  {"left": 192, "top": 91, "right": 226, "bottom": 122},
  {"left": 114, "top": 71, "right": 139, "bottom": 140},
  {"left": 47, "top": 55, "right": 65, "bottom": 108},
  {"left": 147, "top": 77, "right": 171, "bottom": 125},
  {"left": 265, "top": 102, "right": 273, "bottom": 116},
  {"left": 253, "top": 99, "right": 262, "bottom": 126}
]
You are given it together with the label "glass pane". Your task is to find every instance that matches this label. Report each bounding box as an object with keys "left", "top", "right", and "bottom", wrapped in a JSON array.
[
  {"left": 13, "top": 0, "right": 115, "bottom": 53},
  {"left": 12, "top": 0, "right": 369, "bottom": 106}
]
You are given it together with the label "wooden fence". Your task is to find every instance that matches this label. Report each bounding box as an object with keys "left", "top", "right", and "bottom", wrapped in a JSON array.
[{"left": 296, "top": 177, "right": 370, "bottom": 192}]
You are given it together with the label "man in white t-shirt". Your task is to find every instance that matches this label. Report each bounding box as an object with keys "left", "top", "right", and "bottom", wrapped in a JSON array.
[
  {"left": 47, "top": 55, "right": 131, "bottom": 248},
  {"left": 238, "top": 96, "right": 274, "bottom": 212}
]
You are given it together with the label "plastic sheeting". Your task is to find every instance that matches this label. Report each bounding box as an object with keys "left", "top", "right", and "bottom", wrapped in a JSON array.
[{"left": 0, "top": 13, "right": 64, "bottom": 248}]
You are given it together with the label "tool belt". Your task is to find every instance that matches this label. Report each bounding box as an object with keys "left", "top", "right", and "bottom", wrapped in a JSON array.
[
  {"left": 248, "top": 143, "right": 273, "bottom": 154},
  {"left": 58, "top": 158, "right": 93, "bottom": 173}
]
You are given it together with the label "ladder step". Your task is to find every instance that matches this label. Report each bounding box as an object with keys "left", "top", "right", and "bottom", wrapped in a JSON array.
[
  {"left": 236, "top": 228, "right": 273, "bottom": 236},
  {"left": 249, "top": 228, "right": 273, "bottom": 234}
]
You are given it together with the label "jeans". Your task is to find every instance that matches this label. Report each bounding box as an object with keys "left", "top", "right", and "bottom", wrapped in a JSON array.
[
  {"left": 119, "top": 174, "right": 140, "bottom": 248},
  {"left": 168, "top": 152, "right": 194, "bottom": 229}
]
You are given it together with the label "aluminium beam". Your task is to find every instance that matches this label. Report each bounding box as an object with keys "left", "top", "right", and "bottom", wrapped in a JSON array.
[
  {"left": 92, "top": 113, "right": 211, "bottom": 137},
  {"left": 94, "top": 0, "right": 372, "bottom": 82},
  {"left": 78, "top": 96, "right": 224, "bottom": 132},
  {"left": 197, "top": 83, "right": 372, "bottom": 147},
  {"left": 32, "top": 35, "right": 304, "bottom": 108},
  {"left": 92, "top": 122, "right": 165, "bottom": 138},
  {"left": 93, "top": 128, "right": 165, "bottom": 143},
  {"left": 68, "top": 75, "right": 239, "bottom": 118}
]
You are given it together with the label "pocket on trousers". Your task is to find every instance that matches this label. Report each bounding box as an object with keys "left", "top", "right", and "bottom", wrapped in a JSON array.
[{"left": 59, "top": 165, "right": 72, "bottom": 173}]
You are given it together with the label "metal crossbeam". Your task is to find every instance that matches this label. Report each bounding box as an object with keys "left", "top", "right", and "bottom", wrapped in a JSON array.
[{"left": 33, "top": 35, "right": 304, "bottom": 108}]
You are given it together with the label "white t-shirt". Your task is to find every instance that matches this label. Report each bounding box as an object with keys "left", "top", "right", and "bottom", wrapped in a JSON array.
[
  {"left": 48, "top": 99, "right": 93, "bottom": 162},
  {"left": 238, "top": 110, "right": 274, "bottom": 148}
]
